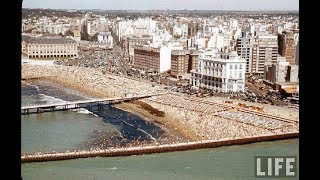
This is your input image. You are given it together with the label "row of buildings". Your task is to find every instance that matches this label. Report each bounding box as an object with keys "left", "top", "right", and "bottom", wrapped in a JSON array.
[{"left": 236, "top": 29, "right": 299, "bottom": 74}]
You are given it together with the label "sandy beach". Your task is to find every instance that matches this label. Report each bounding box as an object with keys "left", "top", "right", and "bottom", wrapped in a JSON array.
[{"left": 22, "top": 63, "right": 299, "bottom": 141}]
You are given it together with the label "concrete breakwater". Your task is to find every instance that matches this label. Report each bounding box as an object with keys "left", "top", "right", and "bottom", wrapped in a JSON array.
[{"left": 22, "top": 132, "right": 298, "bottom": 163}]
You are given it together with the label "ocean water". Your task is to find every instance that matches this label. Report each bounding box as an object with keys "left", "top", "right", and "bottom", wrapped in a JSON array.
[
  {"left": 22, "top": 139, "right": 299, "bottom": 180},
  {"left": 21, "top": 80, "right": 299, "bottom": 179},
  {"left": 21, "top": 80, "right": 179, "bottom": 154}
]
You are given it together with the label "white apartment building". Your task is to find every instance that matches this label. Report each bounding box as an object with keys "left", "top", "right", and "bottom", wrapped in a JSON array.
[
  {"left": 236, "top": 31, "right": 254, "bottom": 74},
  {"left": 253, "top": 33, "right": 278, "bottom": 74},
  {"left": 97, "top": 32, "right": 113, "bottom": 48},
  {"left": 190, "top": 50, "right": 246, "bottom": 93}
]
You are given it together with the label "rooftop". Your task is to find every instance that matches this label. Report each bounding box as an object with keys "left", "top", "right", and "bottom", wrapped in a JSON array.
[{"left": 22, "top": 35, "right": 77, "bottom": 44}]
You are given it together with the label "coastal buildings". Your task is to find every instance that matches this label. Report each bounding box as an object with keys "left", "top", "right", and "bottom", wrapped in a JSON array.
[
  {"left": 236, "top": 31, "right": 254, "bottom": 74},
  {"left": 171, "top": 50, "right": 199, "bottom": 79},
  {"left": 252, "top": 33, "right": 278, "bottom": 74},
  {"left": 133, "top": 46, "right": 171, "bottom": 73},
  {"left": 190, "top": 50, "right": 246, "bottom": 93},
  {"left": 171, "top": 50, "right": 189, "bottom": 79},
  {"left": 22, "top": 35, "right": 78, "bottom": 58},
  {"left": 278, "top": 31, "right": 297, "bottom": 65},
  {"left": 264, "top": 58, "right": 299, "bottom": 83}
]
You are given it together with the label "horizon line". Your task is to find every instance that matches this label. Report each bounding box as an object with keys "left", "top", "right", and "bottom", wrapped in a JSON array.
[{"left": 22, "top": 8, "right": 299, "bottom": 12}]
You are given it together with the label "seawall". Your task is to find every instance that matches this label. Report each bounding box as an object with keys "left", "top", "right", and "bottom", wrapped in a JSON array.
[{"left": 22, "top": 132, "right": 298, "bottom": 163}]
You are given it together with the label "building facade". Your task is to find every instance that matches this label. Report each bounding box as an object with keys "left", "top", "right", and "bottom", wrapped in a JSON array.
[
  {"left": 236, "top": 32, "right": 254, "bottom": 74},
  {"left": 252, "top": 34, "right": 278, "bottom": 74},
  {"left": 171, "top": 50, "right": 199, "bottom": 79},
  {"left": 133, "top": 47, "right": 161, "bottom": 72},
  {"left": 97, "top": 32, "right": 113, "bottom": 48},
  {"left": 22, "top": 35, "right": 78, "bottom": 58},
  {"left": 278, "top": 31, "right": 296, "bottom": 65},
  {"left": 171, "top": 50, "right": 189, "bottom": 78},
  {"left": 264, "top": 59, "right": 299, "bottom": 83},
  {"left": 190, "top": 51, "right": 246, "bottom": 93}
]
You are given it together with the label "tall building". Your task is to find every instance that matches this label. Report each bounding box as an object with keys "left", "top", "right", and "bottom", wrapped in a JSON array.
[
  {"left": 252, "top": 33, "right": 278, "bottom": 74},
  {"left": 188, "top": 50, "right": 199, "bottom": 73},
  {"left": 37, "top": 17, "right": 48, "bottom": 32},
  {"left": 190, "top": 50, "right": 246, "bottom": 93},
  {"left": 170, "top": 50, "right": 199, "bottom": 79},
  {"left": 236, "top": 31, "right": 254, "bottom": 74},
  {"left": 278, "top": 31, "right": 296, "bottom": 65},
  {"left": 295, "top": 40, "right": 299, "bottom": 65},
  {"left": 188, "top": 22, "right": 197, "bottom": 37},
  {"left": 133, "top": 46, "right": 171, "bottom": 73},
  {"left": 171, "top": 50, "right": 189, "bottom": 79}
]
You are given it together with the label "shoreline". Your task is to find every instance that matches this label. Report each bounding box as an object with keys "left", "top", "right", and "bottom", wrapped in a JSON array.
[
  {"left": 22, "top": 64, "right": 299, "bottom": 143},
  {"left": 115, "top": 102, "right": 199, "bottom": 141},
  {"left": 23, "top": 77, "right": 192, "bottom": 142}
]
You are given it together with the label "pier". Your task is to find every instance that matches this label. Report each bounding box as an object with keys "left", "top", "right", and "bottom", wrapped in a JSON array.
[
  {"left": 21, "top": 93, "right": 166, "bottom": 114},
  {"left": 21, "top": 132, "right": 299, "bottom": 163}
]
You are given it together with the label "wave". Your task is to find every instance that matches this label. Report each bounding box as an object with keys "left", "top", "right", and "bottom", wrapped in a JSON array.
[
  {"left": 22, "top": 81, "right": 40, "bottom": 92},
  {"left": 122, "top": 121, "right": 157, "bottom": 142},
  {"left": 105, "top": 167, "right": 118, "bottom": 170},
  {"left": 70, "top": 108, "right": 93, "bottom": 115},
  {"left": 38, "top": 94, "right": 67, "bottom": 104}
]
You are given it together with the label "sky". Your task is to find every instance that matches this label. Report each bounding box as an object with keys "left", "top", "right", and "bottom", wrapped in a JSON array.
[{"left": 22, "top": 0, "right": 299, "bottom": 11}]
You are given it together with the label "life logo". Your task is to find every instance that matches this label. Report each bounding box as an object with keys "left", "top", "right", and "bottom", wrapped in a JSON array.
[{"left": 255, "top": 156, "right": 297, "bottom": 178}]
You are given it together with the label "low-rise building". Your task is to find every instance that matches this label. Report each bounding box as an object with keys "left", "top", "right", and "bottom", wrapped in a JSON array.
[
  {"left": 264, "top": 58, "right": 299, "bottom": 83},
  {"left": 22, "top": 35, "right": 78, "bottom": 58},
  {"left": 97, "top": 32, "right": 113, "bottom": 48},
  {"left": 190, "top": 50, "right": 246, "bottom": 93}
]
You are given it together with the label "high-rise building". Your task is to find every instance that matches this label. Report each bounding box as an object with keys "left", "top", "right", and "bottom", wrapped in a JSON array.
[
  {"left": 171, "top": 50, "right": 189, "bottom": 79},
  {"left": 236, "top": 31, "right": 254, "bottom": 74},
  {"left": 252, "top": 33, "right": 278, "bottom": 74},
  {"left": 170, "top": 50, "right": 199, "bottom": 79},
  {"left": 295, "top": 40, "right": 299, "bottom": 65},
  {"left": 278, "top": 31, "right": 296, "bottom": 65},
  {"left": 133, "top": 46, "right": 171, "bottom": 73}
]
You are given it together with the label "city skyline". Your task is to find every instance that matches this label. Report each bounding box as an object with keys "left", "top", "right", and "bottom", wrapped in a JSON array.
[{"left": 23, "top": 0, "right": 299, "bottom": 11}]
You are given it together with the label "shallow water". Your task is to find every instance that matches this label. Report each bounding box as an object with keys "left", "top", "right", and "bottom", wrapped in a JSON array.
[
  {"left": 21, "top": 80, "right": 299, "bottom": 179},
  {"left": 21, "top": 80, "right": 175, "bottom": 154}
]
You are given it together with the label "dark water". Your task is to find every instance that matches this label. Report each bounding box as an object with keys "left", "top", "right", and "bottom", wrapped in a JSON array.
[
  {"left": 21, "top": 80, "right": 174, "bottom": 154},
  {"left": 21, "top": 80, "right": 299, "bottom": 180}
]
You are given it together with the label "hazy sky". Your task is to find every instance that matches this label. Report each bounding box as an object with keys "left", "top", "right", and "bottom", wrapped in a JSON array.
[{"left": 23, "top": 0, "right": 299, "bottom": 11}]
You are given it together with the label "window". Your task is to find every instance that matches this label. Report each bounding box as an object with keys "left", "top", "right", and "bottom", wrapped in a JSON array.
[
  {"left": 235, "top": 65, "right": 237, "bottom": 69},
  {"left": 239, "top": 72, "right": 242, "bottom": 78},
  {"left": 230, "top": 65, "right": 233, "bottom": 69},
  {"left": 239, "top": 65, "right": 242, "bottom": 69}
]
